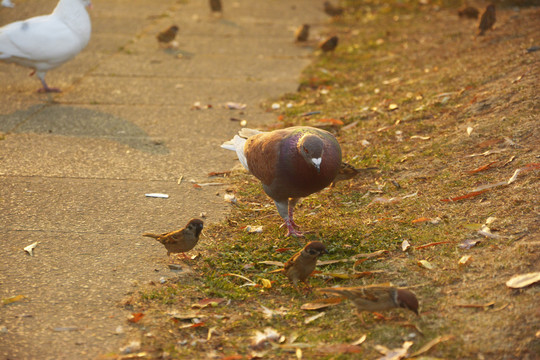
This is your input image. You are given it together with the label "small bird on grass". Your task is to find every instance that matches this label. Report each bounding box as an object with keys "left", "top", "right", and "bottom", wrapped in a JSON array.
[
  {"left": 295, "top": 24, "right": 310, "bottom": 42},
  {"left": 272, "top": 241, "right": 328, "bottom": 293},
  {"left": 478, "top": 4, "right": 496, "bottom": 36},
  {"left": 221, "top": 127, "right": 342, "bottom": 237},
  {"left": 157, "top": 25, "right": 179, "bottom": 47},
  {"left": 0, "top": 0, "right": 92, "bottom": 92},
  {"left": 143, "top": 218, "right": 203, "bottom": 260},
  {"left": 331, "top": 162, "right": 378, "bottom": 187},
  {"left": 319, "top": 35, "right": 338, "bottom": 53},
  {"left": 323, "top": 1, "right": 344, "bottom": 17},
  {"left": 458, "top": 5, "right": 479, "bottom": 19},
  {"left": 318, "top": 285, "right": 419, "bottom": 321}
]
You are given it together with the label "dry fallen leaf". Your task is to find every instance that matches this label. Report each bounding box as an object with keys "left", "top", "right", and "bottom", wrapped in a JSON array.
[
  {"left": 375, "top": 341, "right": 413, "bottom": 360},
  {"left": 127, "top": 312, "right": 144, "bottom": 323},
  {"left": 418, "top": 260, "right": 434, "bottom": 269},
  {"left": 259, "top": 260, "right": 285, "bottom": 267},
  {"left": 317, "top": 344, "right": 362, "bottom": 354},
  {"left": 245, "top": 225, "right": 263, "bottom": 234},
  {"left": 505, "top": 272, "right": 540, "bottom": 289},
  {"left": 458, "top": 239, "right": 482, "bottom": 249},
  {"left": 301, "top": 297, "right": 343, "bottom": 311},
  {"left": 351, "top": 334, "right": 367, "bottom": 346},
  {"left": 409, "top": 335, "right": 454, "bottom": 357},
  {"left": 402, "top": 240, "right": 411, "bottom": 252},
  {"left": 458, "top": 255, "right": 472, "bottom": 266},
  {"left": 304, "top": 311, "right": 325, "bottom": 324},
  {"left": 2, "top": 295, "right": 26, "bottom": 306},
  {"left": 251, "top": 327, "right": 281, "bottom": 350},
  {"left": 260, "top": 278, "right": 272, "bottom": 288},
  {"left": 23, "top": 242, "right": 39, "bottom": 256},
  {"left": 192, "top": 298, "right": 226, "bottom": 309}
]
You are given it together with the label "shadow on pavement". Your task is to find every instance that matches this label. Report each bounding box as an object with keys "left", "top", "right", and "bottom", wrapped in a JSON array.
[{"left": 0, "top": 104, "right": 169, "bottom": 154}]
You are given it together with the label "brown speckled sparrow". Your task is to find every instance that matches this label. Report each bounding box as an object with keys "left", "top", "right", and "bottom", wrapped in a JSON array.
[
  {"left": 478, "top": 4, "right": 495, "bottom": 36},
  {"left": 458, "top": 5, "right": 479, "bottom": 19},
  {"left": 209, "top": 0, "right": 222, "bottom": 13},
  {"left": 318, "top": 285, "right": 419, "bottom": 318},
  {"left": 295, "top": 24, "right": 310, "bottom": 42},
  {"left": 319, "top": 36, "right": 338, "bottom": 53},
  {"left": 157, "top": 25, "right": 179, "bottom": 45},
  {"left": 323, "top": 1, "right": 344, "bottom": 17},
  {"left": 143, "top": 218, "right": 203, "bottom": 259},
  {"left": 283, "top": 241, "right": 328, "bottom": 292},
  {"left": 331, "top": 162, "right": 378, "bottom": 187}
]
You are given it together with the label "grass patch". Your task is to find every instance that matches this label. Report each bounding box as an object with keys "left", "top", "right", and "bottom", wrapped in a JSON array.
[{"left": 117, "top": 1, "right": 539, "bottom": 359}]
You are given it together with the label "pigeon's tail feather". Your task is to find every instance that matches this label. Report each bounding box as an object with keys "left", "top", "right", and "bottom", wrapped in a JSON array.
[
  {"left": 232, "top": 135, "right": 249, "bottom": 171},
  {"left": 221, "top": 135, "right": 249, "bottom": 171},
  {"left": 238, "top": 128, "right": 263, "bottom": 139}
]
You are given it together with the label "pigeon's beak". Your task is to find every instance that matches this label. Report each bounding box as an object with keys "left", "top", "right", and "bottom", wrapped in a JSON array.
[{"left": 312, "top": 157, "right": 322, "bottom": 173}]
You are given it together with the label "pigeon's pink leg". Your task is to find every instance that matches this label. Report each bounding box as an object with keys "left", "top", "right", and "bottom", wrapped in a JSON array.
[
  {"left": 36, "top": 71, "right": 61, "bottom": 93},
  {"left": 275, "top": 199, "right": 304, "bottom": 237}
]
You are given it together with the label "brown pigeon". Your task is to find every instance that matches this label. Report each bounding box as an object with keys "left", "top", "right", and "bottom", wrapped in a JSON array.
[
  {"left": 319, "top": 35, "right": 338, "bottom": 53},
  {"left": 478, "top": 4, "right": 495, "bottom": 36},
  {"left": 295, "top": 24, "right": 310, "bottom": 42},
  {"left": 221, "top": 127, "right": 342, "bottom": 236},
  {"left": 324, "top": 1, "right": 344, "bottom": 17},
  {"left": 458, "top": 5, "right": 479, "bottom": 19}
]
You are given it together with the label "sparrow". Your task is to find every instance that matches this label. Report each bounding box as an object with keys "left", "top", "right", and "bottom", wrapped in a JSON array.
[
  {"left": 157, "top": 25, "right": 179, "bottom": 46},
  {"left": 143, "top": 218, "right": 203, "bottom": 259},
  {"left": 458, "top": 5, "right": 479, "bottom": 19},
  {"left": 281, "top": 241, "right": 328, "bottom": 292},
  {"left": 318, "top": 285, "right": 419, "bottom": 318},
  {"left": 295, "top": 24, "right": 310, "bottom": 42},
  {"left": 477, "top": 4, "right": 495, "bottom": 36},
  {"left": 319, "top": 36, "right": 338, "bottom": 53},
  {"left": 331, "top": 162, "right": 378, "bottom": 187},
  {"left": 323, "top": 1, "right": 344, "bottom": 17},
  {"left": 209, "top": 0, "right": 222, "bottom": 12}
]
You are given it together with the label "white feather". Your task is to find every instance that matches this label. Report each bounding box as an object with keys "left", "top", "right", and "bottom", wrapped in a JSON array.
[{"left": 221, "top": 128, "right": 265, "bottom": 172}]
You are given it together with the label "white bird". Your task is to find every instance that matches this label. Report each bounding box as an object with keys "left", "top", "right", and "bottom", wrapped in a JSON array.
[{"left": 0, "top": 0, "right": 92, "bottom": 92}]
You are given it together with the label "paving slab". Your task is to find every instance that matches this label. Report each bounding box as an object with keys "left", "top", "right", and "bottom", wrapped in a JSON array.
[{"left": 0, "top": 0, "right": 327, "bottom": 358}]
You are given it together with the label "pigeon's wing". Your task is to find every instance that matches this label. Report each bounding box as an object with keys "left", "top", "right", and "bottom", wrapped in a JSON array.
[{"left": 0, "top": 14, "right": 83, "bottom": 64}]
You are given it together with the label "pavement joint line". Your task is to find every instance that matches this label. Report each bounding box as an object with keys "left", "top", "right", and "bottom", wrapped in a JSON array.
[{"left": 0, "top": 174, "right": 206, "bottom": 182}]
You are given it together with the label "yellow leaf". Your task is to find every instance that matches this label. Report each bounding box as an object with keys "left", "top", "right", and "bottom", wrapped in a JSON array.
[
  {"left": 3, "top": 295, "right": 26, "bottom": 305},
  {"left": 260, "top": 278, "right": 272, "bottom": 288}
]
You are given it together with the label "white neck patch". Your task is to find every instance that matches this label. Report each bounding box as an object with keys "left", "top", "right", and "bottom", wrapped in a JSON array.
[{"left": 311, "top": 157, "right": 322, "bottom": 168}]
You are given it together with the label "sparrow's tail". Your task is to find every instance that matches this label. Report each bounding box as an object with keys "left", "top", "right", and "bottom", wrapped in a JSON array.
[
  {"left": 317, "top": 287, "right": 354, "bottom": 299},
  {"left": 142, "top": 233, "right": 160, "bottom": 240}
]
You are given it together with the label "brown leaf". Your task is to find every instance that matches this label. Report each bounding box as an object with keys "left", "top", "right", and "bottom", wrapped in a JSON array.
[
  {"left": 440, "top": 189, "right": 488, "bottom": 202},
  {"left": 301, "top": 297, "right": 343, "bottom": 311},
  {"left": 409, "top": 335, "right": 454, "bottom": 357},
  {"left": 128, "top": 312, "right": 144, "bottom": 323},
  {"left": 414, "top": 241, "right": 452, "bottom": 250},
  {"left": 317, "top": 344, "right": 362, "bottom": 354},
  {"left": 466, "top": 161, "right": 498, "bottom": 174}
]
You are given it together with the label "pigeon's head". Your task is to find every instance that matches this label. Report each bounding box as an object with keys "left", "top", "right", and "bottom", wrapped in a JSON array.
[
  {"left": 302, "top": 241, "right": 328, "bottom": 258},
  {"left": 186, "top": 218, "right": 204, "bottom": 238},
  {"left": 298, "top": 134, "right": 324, "bottom": 173}
]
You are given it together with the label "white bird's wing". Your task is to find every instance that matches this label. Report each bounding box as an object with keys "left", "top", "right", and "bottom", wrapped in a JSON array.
[
  {"left": 0, "top": 14, "right": 84, "bottom": 66},
  {"left": 221, "top": 135, "right": 249, "bottom": 171}
]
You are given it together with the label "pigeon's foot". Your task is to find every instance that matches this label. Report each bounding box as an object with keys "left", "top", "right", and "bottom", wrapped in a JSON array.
[{"left": 283, "top": 220, "right": 304, "bottom": 237}]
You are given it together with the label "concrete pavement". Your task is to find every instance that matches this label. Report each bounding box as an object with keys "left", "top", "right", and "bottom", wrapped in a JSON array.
[{"left": 0, "top": 0, "right": 327, "bottom": 358}]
